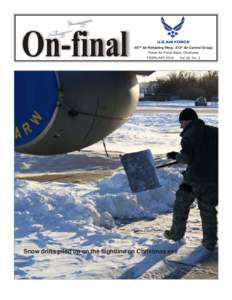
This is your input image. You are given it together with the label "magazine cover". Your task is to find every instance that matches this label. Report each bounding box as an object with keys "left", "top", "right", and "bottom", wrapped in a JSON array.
[
  {"left": 13, "top": 14, "right": 219, "bottom": 280},
  {"left": 2, "top": 1, "right": 231, "bottom": 298}
]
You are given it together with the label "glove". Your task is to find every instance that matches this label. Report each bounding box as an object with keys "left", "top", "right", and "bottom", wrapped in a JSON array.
[{"left": 167, "top": 151, "right": 178, "bottom": 160}]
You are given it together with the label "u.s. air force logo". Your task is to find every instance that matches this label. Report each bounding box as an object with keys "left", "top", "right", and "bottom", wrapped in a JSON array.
[{"left": 161, "top": 16, "right": 185, "bottom": 38}]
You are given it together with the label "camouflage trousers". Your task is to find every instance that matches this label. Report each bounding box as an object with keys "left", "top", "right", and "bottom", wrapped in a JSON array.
[{"left": 169, "top": 182, "right": 218, "bottom": 250}]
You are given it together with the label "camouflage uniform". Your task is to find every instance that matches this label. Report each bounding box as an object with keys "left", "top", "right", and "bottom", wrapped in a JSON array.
[{"left": 169, "top": 119, "right": 218, "bottom": 250}]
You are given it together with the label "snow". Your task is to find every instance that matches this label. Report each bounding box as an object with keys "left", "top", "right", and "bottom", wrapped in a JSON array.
[
  {"left": 15, "top": 103, "right": 218, "bottom": 279},
  {"left": 138, "top": 99, "right": 218, "bottom": 108}
]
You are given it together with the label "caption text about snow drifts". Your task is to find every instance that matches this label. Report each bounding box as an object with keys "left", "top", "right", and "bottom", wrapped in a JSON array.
[{"left": 23, "top": 248, "right": 177, "bottom": 256}]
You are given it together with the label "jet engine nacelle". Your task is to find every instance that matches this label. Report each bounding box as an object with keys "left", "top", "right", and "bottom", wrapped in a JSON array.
[{"left": 15, "top": 71, "right": 139, "bottom": 155}]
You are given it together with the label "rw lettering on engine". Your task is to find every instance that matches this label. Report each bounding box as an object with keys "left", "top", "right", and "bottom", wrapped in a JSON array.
[{"left": 15, "top": 111, "right": 43, "bottom": 141}]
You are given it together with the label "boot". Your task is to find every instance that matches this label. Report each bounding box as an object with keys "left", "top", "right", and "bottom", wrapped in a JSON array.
[{"left": 164, "top": 230, "right": 182, "bottom": 241}]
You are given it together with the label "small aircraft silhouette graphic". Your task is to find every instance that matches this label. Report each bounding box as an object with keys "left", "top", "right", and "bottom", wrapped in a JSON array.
[
  {"left": 48, "top": 30, "right": 72, "bottom": 38},
  {"left": 161, "top": 16, "right": 185, "bottom": 38},
  {"left": 67, "top": 19, "right": 93, "bottom": 28}
]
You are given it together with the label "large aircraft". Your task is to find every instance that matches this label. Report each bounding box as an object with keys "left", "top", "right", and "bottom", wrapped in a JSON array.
[
  {"left": 67, "top": 20, "right": 93, "bottom": 27},
  {"left": 15, "top": 71, "right": 152, "bottom": 155}
]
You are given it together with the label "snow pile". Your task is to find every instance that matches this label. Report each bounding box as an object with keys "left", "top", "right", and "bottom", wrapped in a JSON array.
[{"left": 15, "top": 167, "right": 182, "bottom": 236}]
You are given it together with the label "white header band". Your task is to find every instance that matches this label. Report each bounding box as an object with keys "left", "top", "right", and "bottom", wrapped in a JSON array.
[{"left": 15, "top": 14, "right": 218, "bottom": 62}]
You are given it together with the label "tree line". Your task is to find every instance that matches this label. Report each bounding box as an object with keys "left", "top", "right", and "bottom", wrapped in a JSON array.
[{"left": 144, "top": 71, "right": 218, "bottom": 101}]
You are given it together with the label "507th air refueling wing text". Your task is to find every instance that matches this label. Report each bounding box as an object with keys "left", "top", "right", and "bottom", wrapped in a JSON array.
[{"left": 14, "top": 14, "right": 218, "bottom": 61}]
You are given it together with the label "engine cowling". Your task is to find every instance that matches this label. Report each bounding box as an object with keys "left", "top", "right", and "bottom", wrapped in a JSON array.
[{"left": 15, "top": 71, "right": 139, "bottom": 155}]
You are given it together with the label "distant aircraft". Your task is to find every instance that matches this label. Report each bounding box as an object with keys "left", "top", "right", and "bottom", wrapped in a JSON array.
[
  {"left": 48, "top": 30, "right": 72, "bottom": 38},
  {"left": 67, "top": 19, "right": 92, "bottom": 27}
]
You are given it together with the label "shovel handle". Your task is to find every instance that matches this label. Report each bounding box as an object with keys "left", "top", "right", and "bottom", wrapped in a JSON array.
[{"left": 156, "top": 161, "right": 178, "bottom": 169}]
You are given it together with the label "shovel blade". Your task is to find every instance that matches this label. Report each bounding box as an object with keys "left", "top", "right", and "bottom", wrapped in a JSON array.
[{"left": 120, "top": 149, "right": 161, "bottom": 193}]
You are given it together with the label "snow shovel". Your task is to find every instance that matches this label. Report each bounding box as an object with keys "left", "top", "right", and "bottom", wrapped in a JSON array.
[{"left": 120, "top": 149, "right": 161, "bottom": 193}]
